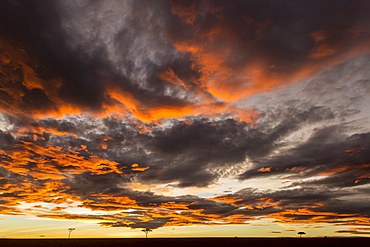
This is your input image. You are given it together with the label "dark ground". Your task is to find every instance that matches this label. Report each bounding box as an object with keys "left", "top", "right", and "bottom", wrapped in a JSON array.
[{"left": 0, "top": 238, "right": 369, "bottom": 247}]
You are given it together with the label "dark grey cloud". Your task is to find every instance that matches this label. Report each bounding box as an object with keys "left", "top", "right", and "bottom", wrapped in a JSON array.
[
  {"left": 2, "top": 0, "right": 370, "bottom": 118},
  {"left": 231, "top": 54, "right": 370, "bottom": 184},
  {"left": 335, "top": 229, "right": 370, "bottom": 235},
  {"left": 206, "top": 187, "right": 370, "bottom": 226},
  {"left": 0, "top": 0, "right": 107, "bottom": 111},
  {"left": 224, "top": 187, "right": 336, "bottom": 207},
  {"left": 1, "top": 82, "right": 366, "bottom": 191},
  {"left": 103, "top": 218, "right": 172, "bottom": 230},
  {"left": 0, "top": 0, "right": 200, "bottom": 117},
  {"left": 238, "top": 128, "right": 370, "bottom": 187},
  {"left": 1, "top": 0, "right": 370, "bottom": 233},
  {"left": 0, "top": 130, "right": 15, "bottom": 150},
  {"left": 168, "top": 0, "right": 370, "bottom": 91}
]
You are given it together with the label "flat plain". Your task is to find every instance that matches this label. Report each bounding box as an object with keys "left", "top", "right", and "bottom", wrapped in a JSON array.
[{"left": 0, "top": 238, "right": 369, "bottom": 247}]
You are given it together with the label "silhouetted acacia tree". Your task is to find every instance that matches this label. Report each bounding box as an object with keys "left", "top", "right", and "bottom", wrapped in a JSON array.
[
  {"left": 142, "top": 228, "right": 152, "bottom": 238},
  {"left": 68, "top": 228, "right": 75, "bottom": 239},
  {"left": 298, "top": 232, "right": 306, "bottom": 238}
]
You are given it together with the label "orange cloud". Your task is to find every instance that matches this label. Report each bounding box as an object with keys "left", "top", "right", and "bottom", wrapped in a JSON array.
[
  {"left": 106, "top": 83, "right": 258, "bottom": 124},
  {"left": 0, "top": 141, "right": 125, "bottom": 178},
  {"left": 157, "top": 68, "right": 188, "bottom": 89},
  {"left": 269, "top": 207, "right": 370, "bottom": 228},
  {"left": 318, "top": 163, "right": 370, "bottom": 176},
  {"left": 258, "top": 167, "right": 272, "bottom": 173},
  {"left": 170, "top": 0, "right": 197, "bottom": 25},
  {"left": 206, "top": 195, "right": 242, "bottom": 205},
  {"left": 0, "top": 138, "right": 154, "bottom": 215},
  {"left": 1, "top": 32, "right": 260, "bottom": 125},
  {"left": 309, "top": 44, "right": 338, "bottom": 59},
  {"left": 132, "top": 167, "right": 150, "bottom": 172},
  {"left": 169, "top": 18, "right": 370, "bottom": 104},
  {"left": 0, "top": 37, "right": 87, "bottom": 119}
]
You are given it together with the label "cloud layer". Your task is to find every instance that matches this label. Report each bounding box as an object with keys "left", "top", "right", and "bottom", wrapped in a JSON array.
[{"left": 1, "top": 0, "right": 370, "bottom": 235}]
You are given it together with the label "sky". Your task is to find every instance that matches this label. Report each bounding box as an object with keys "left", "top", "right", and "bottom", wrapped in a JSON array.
[{"left": 1, "top": 0, "right": 370, "bottom": 239}]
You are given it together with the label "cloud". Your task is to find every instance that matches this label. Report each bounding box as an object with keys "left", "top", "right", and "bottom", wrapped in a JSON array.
[
  {"left": 1, "top": 0, "right": 370, "bottom": 233},
  {"left": 169, "top": 0, "right": 370, "bottom": 101},
  {"left": 238, "top": 128, "right": 370, "bottom": 187},
  {"left": 335, "top": 228, "right": 370, "bottom": 235},
  {"left": 2, "top": 0, "right": 370, "bottom": 121}
]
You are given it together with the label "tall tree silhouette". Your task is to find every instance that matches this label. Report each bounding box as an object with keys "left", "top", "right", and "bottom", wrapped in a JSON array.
[
  {"left": 68, "top": 228, "right": 75, "bottom": 239},
  {"left": 142, "top": 228, "right": 152, "bottom": 238},
  {"left": 298, "top": 232, "right": 306, "bottom": 238}
]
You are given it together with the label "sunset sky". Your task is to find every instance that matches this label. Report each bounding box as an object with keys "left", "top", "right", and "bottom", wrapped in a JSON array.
[{"left": 1, "top": 0, "right": 370, "bottom": 239}]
